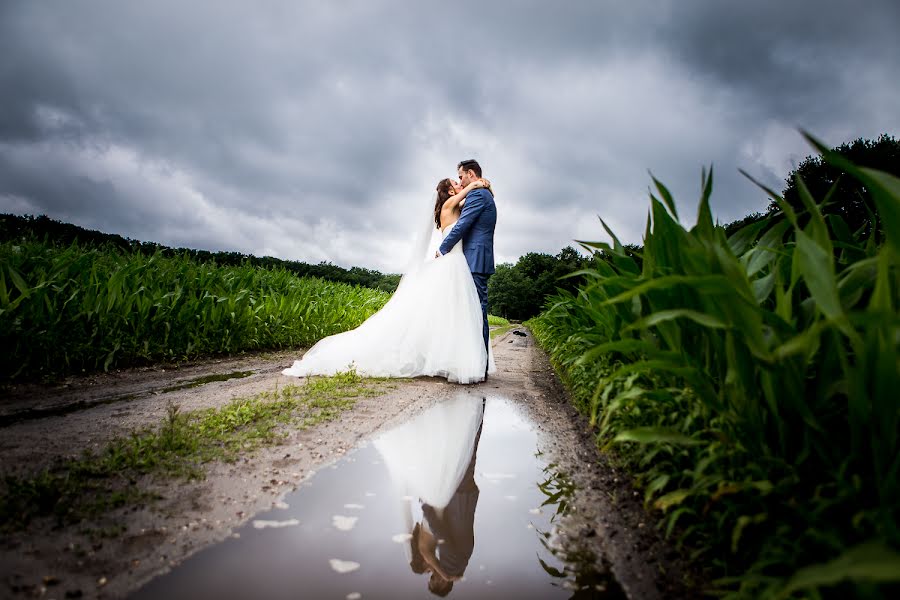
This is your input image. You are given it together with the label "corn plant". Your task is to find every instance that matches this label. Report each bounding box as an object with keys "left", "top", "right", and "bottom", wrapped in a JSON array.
[
  {"left": 0, "top": 244, "right": 389, "bottom": 380},
  {"left": 529, "top": 134, "right": 900, "bottom": 598}
]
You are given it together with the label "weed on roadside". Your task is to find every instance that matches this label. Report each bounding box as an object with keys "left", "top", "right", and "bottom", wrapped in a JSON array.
[{"left": 0, "top": 370, "right": 388, "bottom": 530}]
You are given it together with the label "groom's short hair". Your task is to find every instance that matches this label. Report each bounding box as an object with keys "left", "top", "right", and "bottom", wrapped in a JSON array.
[{"left": 457, "top": 159, "right": 482, "bottom": 178}]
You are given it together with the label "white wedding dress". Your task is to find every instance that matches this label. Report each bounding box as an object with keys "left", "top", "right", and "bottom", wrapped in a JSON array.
[
  {"left": 282, "top": 226, "right": 495, "bottom": 384},
  {"left": 373, "top": 393, "right": 483, "bottom": 509}
]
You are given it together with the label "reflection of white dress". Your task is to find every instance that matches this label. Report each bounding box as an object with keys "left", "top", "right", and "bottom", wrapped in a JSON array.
[
  {"left": 374, "top": 393, "right": 484, "bottom": 509},
  {"left": 282, "top": 228, "right": 495, "bottom": 384}
]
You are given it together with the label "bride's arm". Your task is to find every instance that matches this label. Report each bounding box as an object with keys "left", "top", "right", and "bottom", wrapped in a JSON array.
[{"left": 444, "top": 179, "right": 490, "bottom": 211}]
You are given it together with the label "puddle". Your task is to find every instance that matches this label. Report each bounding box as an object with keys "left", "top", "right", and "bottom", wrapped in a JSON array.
[
  {"left": 160, "top": 370, "right": 254, "bottom": 393},
  {"left": 1, "top": 371, "right": 255, "bottom": 427},
  {"left": 132, "top": 393, "right": 625, "bottom": 599},
  {"left": 0, "top": 394, "right": 139, "bottom": 428}
]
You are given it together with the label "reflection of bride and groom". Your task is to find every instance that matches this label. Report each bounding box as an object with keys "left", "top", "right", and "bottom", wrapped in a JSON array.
[
  {"left": 374, "top": 394, "right": 485, "bottom": 596},
  {"left": 282, "top": 159, "right": 497, "bottom": 383}
]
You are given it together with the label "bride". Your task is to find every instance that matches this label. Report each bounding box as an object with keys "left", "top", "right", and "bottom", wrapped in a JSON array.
[{"left": 282, "top": 178, "right": 496, "bottom": 384}]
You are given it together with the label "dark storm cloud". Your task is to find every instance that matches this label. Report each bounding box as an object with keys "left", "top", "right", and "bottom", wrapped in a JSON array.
[
  {"left": 1, "top": 0, "right": 899, "bottom": 271},
  {"left": 656, "top": 1, "right": 900, "bottom": 120}
]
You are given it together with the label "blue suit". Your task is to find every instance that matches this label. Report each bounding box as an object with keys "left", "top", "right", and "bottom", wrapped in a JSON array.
[{"left": 439, "top": 187, "right": 496, "bottom": 367}]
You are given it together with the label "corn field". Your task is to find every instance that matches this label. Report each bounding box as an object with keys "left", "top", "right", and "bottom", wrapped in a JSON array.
[
  {"left": 529, "top": 136, "right": 900, "bottom": 598},
  {"left": 0, "top": 242, "right": 389, "bottom": 380}
]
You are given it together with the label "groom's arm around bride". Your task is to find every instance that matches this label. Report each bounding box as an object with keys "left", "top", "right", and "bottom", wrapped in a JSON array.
[{"left": 437, "top": 186, "right": 493, "bottom": 260}]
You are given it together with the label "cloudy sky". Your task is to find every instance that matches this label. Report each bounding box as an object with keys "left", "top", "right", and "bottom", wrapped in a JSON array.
[{"left": 2, "top": 1, "right": 899, "bottom": 272}]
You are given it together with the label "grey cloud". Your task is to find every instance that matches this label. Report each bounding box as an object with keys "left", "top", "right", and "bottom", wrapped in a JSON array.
[
  {"left": 2, "top": 0, "right": 899, "bottom": 270},
  {"left": 658, "top": 1, "right": 900, "bottom": 118}
]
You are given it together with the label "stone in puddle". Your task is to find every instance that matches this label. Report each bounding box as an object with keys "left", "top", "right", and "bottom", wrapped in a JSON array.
[
  {"left": 332, "top": 515, "right": 358, "bottom": 531},
  {"left": 329, "top": 559, "right": 360, "bottom": 574},
  {"left": 252, "top": 519, "right": 299, "bottom": 529}
]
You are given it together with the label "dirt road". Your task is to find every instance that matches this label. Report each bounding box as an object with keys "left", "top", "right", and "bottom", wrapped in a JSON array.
[{"left": 0, "top": 329, "right": 693, "bottom": 599}]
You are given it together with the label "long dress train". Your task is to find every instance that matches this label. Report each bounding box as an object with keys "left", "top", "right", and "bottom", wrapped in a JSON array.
[{"left": 282, "top": 228, "right": 495, "bottom": 383}]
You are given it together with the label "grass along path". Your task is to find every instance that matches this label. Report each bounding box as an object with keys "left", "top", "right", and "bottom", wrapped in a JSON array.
[
  {"left": 488, "top": 314, "right": 514, "bottom": 339},
  {"left": 0, "top": 370, "right": 391, "bottom": 530}
]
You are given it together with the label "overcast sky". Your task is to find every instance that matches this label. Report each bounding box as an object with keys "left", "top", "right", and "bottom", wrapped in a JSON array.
[{"left": 2, "top": 1, "right": 899, "bottom": 272}]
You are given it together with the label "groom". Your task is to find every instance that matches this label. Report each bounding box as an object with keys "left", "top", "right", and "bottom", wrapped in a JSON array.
[{"left": 438, "top": 159, "right": 497, "bottom": 377}]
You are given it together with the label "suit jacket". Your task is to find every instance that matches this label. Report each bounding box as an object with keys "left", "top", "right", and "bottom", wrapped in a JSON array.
[
  {"left": 438, "top": 187, "right": 496, "bottom": 275},
  {"left": 421, "top": 419, "right": 482, "bottom": 577}
]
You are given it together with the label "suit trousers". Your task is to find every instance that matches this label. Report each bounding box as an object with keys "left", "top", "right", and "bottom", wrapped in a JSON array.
[{"left": 471, "top": 273, "right": 490, "bottom": 372}]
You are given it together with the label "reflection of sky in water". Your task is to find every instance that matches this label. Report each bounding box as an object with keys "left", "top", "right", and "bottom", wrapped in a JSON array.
[{"left": 132, "top": 393, "right": 623, "bottom": 599}]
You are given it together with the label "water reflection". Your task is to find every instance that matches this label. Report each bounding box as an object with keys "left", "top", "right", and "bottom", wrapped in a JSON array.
[
  {"left": 131, "top": 393, "right": 624, "bottom": 599},
  {"left": 534, "top": 465, "right": 627, "bottom": 599},
  {"left": 374, "top": 395, "right": 485, "bottom": 596}
]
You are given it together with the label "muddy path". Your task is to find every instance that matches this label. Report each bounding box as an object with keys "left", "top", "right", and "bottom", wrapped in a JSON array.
[{"left": 0, "top": 330, "right": 695, "bottom": 599}]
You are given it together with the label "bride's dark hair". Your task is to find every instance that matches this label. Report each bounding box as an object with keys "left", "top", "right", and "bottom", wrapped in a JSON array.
[
  {"left": 434, "top": 178, "right": 454, "bottom": 228},
  {"left": 409, "top": 523, "right": 427, "bottom": 574}
]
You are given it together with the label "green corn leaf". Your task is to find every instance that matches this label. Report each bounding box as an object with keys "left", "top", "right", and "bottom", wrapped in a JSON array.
[
  {"left": 623, "top": 308, "right": 728, "bottom": 332},
  {"left": 636, "top": 217, "right": 654, "bottom": 277},
  {"left": 576, "top": 239, "right": 614, "bottom": 257},
  {"left": 694, "top": 165, "right": 715, "bottom": 241},
  {"left": 827, "top": 213, "right": 854, "bottom": 247},
  {"left": 598, "top": 216, "right": 625, "bottom": 252},
  {"left": 777, "top": 541, "right": 900, "bottom": 597},
  {"left": 602, "top": 274, "right": 738, "bottom": 306},
  {"left": 837, "top": 256, "right": 878, "bottom": 307},
  {"left": 7, "top": 265, "right": 30, "bottom": 297},
  {"left": 650, "top": 173, "right": 679, "bottom": 221},
  {"left": 772, "top": 321, "right": 827, "bottom": 360},
  {"left": 863, "top": 202, "right": 880, "bottom": 256},
  {"left": 644, "top": 474, "right": 671, "bottom": 504},
  {"left": 614, "top": 427, "right": 702, "bottom": 446},
  {"left": 0, "top": 268, "right": 9, "bottom": 307},
  {"left": 794, "top": 174, "right": 833, "bottom": 252},
  {"left": 751, "top": 271, "right": 776, "bottom": 304},
  {"left": 755, "top": 218, "right": 791, "bottom": 251},
  {"left": 744, "top": 240, "right": 786, "bottom": 279},
  {"left": 870, "top": 246, "right": 895, "bottom": 314},
  {"left": 574, "top": 339, "right": 660, "bottom": 365},
  {"left": 610, "top": 251, "right": 641, "bottom": 275},
  {"left": 731, "top": 513, "right": 767, "bottom": 554},
  {"left": 557, "top": 268, "right": 603, "bottom": 281},
  {"left": 654, "top": 489, "right": 692, "bottom": 512},
  {"left": 727, "top": 217, "right": 769, "bottom": 255},
  {"left": 740, "top": 168, "right": 799, "bottom": 228},
  {"left": 795, "top": 230, "right": 843, "bottom": 320}
]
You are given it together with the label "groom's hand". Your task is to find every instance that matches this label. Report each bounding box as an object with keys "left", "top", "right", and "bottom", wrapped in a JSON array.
[{"left": 435, "top": 251, "right": 441, "bottom": 258}]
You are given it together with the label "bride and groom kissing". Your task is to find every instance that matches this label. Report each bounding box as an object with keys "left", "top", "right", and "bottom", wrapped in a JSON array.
[{"left": 283, "top": 159, "right": 498, "bottom": 384}]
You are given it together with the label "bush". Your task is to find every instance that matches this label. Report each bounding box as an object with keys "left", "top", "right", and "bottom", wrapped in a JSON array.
[{"left": 488, "top": 247, "right": 596, "bottom": 320}]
